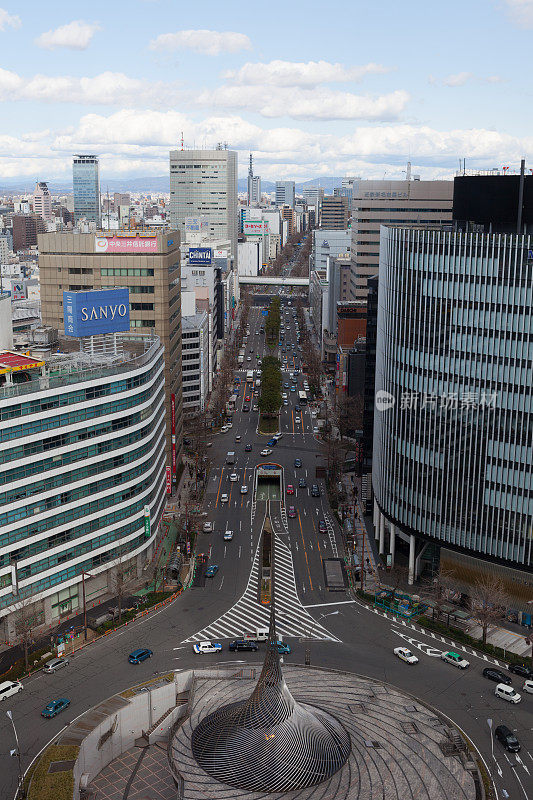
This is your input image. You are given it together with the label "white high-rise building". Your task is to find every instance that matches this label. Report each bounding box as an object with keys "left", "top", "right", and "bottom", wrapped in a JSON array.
[{"left": 169, "top": 148, "right": 238, "bottom": 264}]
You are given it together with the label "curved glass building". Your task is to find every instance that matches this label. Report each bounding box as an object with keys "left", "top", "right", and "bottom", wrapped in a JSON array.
[
  {"left": 373, "top": 227, "right": 532, "bottom": 590},
  {"left": 0, "top": 334, "right": 166, "bottom": 641}
]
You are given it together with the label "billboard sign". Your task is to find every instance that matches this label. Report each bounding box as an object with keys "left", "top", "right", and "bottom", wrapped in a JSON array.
[
  {"left": 144, "top": 505, "right": 151, "bottom": 538},
  {"left": 94, "top": 236, "right": 157, "bottom": 253},
  {"left": 63, "top": 289, "right": 130, "bottom": 337},
  {"left": 243, "top": 220, "right": 266, "bottom": 236},
  {"left": 189, "top": 247, "right": 212, "bottom": 265},
  {"left": 171, "top": 394, "right": 176, "bottom": 474},
  {"left": 11, "top": 282, "right": 26, "bottom": 301},
  {"left": 214, "top": 249, "right": 228, "bottom": 258},
  {"left": 166, "top": 466, "right": 172, "bottom": 494}
]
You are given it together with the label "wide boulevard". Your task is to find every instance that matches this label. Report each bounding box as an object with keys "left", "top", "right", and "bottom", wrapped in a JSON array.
[{"left": 0, "top": 298, "right": 531, "bottom": 800}]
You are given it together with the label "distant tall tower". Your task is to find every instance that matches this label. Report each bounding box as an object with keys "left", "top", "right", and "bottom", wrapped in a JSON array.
[
  {"left": 247, "top": 153, "right": 261, "bottom": 206},
  {"left": 73, "top": 154, "right": 100, "bottom": 225},
  {"left": 33, "top": 181, "right": 52, "bottom": 221}
]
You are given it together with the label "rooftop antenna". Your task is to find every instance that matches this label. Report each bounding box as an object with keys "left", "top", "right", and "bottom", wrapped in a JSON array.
[
  {"left": 406, "top": 161, "right": 412, "bottom": 182},
  {"left": 106, "top": 186, "right": 110, "bottom": 230},
  {"left": 180, "top": 131, "right": 184, "bottom": 151},
  {"left": 517, "top": 158, "right": 525, "bottom": 234}
]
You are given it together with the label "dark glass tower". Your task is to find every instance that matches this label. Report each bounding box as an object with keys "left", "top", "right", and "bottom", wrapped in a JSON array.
[{"left": 73, "top": 154, "right": 100, "bottom": 225}]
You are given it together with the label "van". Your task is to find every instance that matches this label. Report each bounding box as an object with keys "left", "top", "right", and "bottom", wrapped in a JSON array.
[
  {"left": 0, "top": 680, "right": 23, "bottom": 700},
  {"left": 226, "top": 451, "right": 235, "bottom": 465},
  {"left": 495, "top": 683, "right": 521, "bottom": 703},
  {"left": 255, "top": 627, "right": 269, "bottom": 642},
  {"left": 44, "top": 657, "right": 69, "bottom": 673}
]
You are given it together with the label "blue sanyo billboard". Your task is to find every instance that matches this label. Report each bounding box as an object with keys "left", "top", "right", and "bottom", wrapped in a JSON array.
[
  {"left": 189, "top": 247, "right": 212, "bottom": 265},
  {"left": 63, "top": 289, "right": 130, "bottom": 337}
]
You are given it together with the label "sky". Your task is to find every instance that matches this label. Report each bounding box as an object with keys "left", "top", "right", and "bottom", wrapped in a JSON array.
[{"left": 0, "top": 0, "right": 532, "bottom": 184}]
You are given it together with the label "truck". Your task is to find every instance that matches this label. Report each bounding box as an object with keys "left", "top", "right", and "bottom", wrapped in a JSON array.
[
  {"left": 226, "top": 451, "right": 235, "bottom": 465},
  {"left": 246, "top": 369, "right": 254, "bottom": 382}
]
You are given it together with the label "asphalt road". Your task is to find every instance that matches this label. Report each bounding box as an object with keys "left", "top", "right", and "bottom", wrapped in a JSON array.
[{"left": 0, "top": 300, "right": 532, "bottom": 800}]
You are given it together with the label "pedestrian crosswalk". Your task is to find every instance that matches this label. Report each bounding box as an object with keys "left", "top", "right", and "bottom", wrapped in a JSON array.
[{"left": 182, "top": 531, "right": 340, "bottom": 643}]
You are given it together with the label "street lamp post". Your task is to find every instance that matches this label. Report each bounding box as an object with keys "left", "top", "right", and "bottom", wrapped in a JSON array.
[{"left": 6, "top": 710, "right": 24, "bottom": 799}]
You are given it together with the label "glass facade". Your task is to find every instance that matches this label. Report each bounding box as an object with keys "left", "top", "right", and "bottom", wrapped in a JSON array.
[
  {"left": 73, "top": 154, "right": 100, "bottom": 224},
  {"left": 373, "top": 227, "right": 533, "bottom": 569},
  {"left": 0, "top": 337, "right": 166, "bottom": 634}
]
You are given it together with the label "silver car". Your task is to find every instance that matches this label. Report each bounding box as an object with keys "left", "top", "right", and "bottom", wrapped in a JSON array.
[{"left": 44, "top": 657, "right": 70, "bottom": 673}]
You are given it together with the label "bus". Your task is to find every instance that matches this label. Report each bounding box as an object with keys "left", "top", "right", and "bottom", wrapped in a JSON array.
[
  {"left": 298, "top": 390, "right": 308, "bottom": 405},
  {"left": 237, "top": 355, "right": 244, "bottom": 366}
]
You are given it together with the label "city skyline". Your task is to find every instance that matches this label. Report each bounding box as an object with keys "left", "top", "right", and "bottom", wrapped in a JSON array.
[{"left": 0, "top": 0, "right": 532, "bottom": 182}]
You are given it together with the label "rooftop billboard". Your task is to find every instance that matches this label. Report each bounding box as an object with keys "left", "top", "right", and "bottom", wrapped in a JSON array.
[
  {"left": 63, "top": 289, "right": 130, "bottom": 337},
  {"left": 94, "top": 236, "right": 158, "bottom": 253}
]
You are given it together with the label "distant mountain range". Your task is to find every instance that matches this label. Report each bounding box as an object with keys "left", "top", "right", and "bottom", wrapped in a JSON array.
[{"left": 1, "top": 175, "right": 345, "bottom": 195}]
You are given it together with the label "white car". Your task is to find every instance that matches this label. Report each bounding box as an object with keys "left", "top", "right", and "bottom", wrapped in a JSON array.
[
  {"left": 220, "top": 493, "right": 229, "bottom": 503},
  {"left": 261, "top": 448, "right": 273, "bottom": 456},
  {"left": 235, "top": 434, "right": 241, "bottom": 441},
  {"left": 223, "top": 530, "right": 234, "bottom": 541},
  {"left": 247, "top": 356, "right": 252, "bottom": 361},
  {"left": 523, "top": 679, "right": 533, "bottom": 694},
  {"left": 220, "top": 425, "right": 228, "bottom": 433},
  {"left": 440, "top": 651, "right": 469, "bottom": 669},
  {"left": 229, "top": 473, "right": 238, "bottom": 482},
  {"left": 282, "top": 392, "right": 288, "bottom": 400},
  {"left": 226, "top": 422, "right": 232, "bottom": 429},
  {"left": 240, "top": 485, "right": 248, "bottom": 494},
  {"left": 495, "top": 683, "right": 521, "bottom": 703},
  {"left": 394, "top": 647, "right": 419, "bottom": 664},
  {"left": 192, "top": 641, "right": 223, "bottom": 655},
  {"left": 202, "top": 522, "right": 213, "bottom": 533}
]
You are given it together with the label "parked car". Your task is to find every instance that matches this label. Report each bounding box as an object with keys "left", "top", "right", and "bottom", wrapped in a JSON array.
[
  {"left": 229, "top": 640, "right": 258, "bottom": 652},
  {"left": 193, "top": 641, "right": 222, "bottom": 655},
  {"left": 494, "top": 724, "right": 521, "bottom": 752},
  {"left": 495, "top": 683, "right": 521, "bottom": 703},
  {"left": 441, "top": 651, "right": 469, "bottom": 669},
  {"left": 523, "top": 679, "right": 533, "bottom": 693},
  {"left": 205, "top": 565, "right": 219, "bottom": 577},
  {"left": 44, "top": 657, "right": 69, "bottom": 674},
  {"left": 482, "top": 667, "right": 511, "bottom": 684},
  {"left": 41, "top": 698, "right": 70, "bottom": 718},
  {"left": 509, "top": 663, "right": 532, "bottom": 679},
  {"left": 128, "top": 648, "right": 153, "bottom": 664}
]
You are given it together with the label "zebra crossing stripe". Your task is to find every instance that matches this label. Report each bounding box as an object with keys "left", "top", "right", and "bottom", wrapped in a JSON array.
[{"left": 182, "top": 530, "right": 340, "bottom": 644}]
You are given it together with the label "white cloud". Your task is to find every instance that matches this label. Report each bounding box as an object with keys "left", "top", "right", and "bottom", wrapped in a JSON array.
[
  {"left": 442, "top": 71, "right": 473, "bottom": 87},
  {"left": 35, "top": 20, "right": 100, "bottom": 50},
  {"left": 198, "top": 85, "right": 409, "bottom": 121},
  {"left": 150, "top": 29, "right": 251, "bottom": 56},
  {"left": 504, "top": 0, "right": 533, "bottom": 26},
  {"left": 223, "top": 60, "right": 390, "bottom": 88},
  {"left": 0, "top": 69, "right": 184, "bottom": 107},
  {"left": 0, "top": 7, "right": 20, "bottom": 31}
]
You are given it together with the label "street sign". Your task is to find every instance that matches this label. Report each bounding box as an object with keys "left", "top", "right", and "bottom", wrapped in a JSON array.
[{"left": 261, "top": 309, "right": 268, "bottom": 316}]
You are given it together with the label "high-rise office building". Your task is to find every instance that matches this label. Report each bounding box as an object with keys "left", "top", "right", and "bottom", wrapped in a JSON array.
[
  {"left": 0, "top": 334, "right": 166, "bottom": 642},
  {"left": 169, "top": 148, "right": 238, "bottom": 264},
  {"left": 350, "top": 179, "right": 453, "bottom": 301},
  {"left": 12, "top": 214, "right": 47, "bottom": 251},
  {"left": 247, "top": 153, "right": 261, "bottom": 206},
  {"left": 275, "top": 181, "right": 295, "bottom": 209},
  {"left": 302, "top": 186, "right": 324, "bottom": 209},
  {"left": 38, "top": 230, "right": 183, "bottom": 473},
  {"left": 321, "top": 196, "right": 350, "bottom": 229},
  {"left": 73, "top": 154, "right": 100, "bottom": 225},
  {"left": 33, "top": 181, "right": 52, "bottom": 221},
  {"left": 373, "top": 223, "right": 533, "bottom": 606}
]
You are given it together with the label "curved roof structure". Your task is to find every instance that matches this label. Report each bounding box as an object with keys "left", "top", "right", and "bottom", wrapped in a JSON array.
[{"left": 190, "top": 514, "right": 351, "bottom": 792}]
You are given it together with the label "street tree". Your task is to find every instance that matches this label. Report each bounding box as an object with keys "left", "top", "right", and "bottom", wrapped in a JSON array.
[
  {"left": 469, "top": 573, "right": 509, "bottom": 644},
  {"left": 14, "top": 590, "right": 39, "bottom": 672}
]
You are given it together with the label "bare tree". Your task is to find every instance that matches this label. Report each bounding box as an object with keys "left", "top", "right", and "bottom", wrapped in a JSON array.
[
  {"left": 469, "top": 573, "right": 509, "bottom": 644},
  {"left": 14, "top": 591, "right": 39, "bottom": 672},
  {"left": 337, "top": 393, "right": 364, "bottom": 440}
]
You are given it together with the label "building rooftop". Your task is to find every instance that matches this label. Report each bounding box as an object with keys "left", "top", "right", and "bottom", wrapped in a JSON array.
[{"left": 0, "top": 333, "right": 160, "bottom": 401}]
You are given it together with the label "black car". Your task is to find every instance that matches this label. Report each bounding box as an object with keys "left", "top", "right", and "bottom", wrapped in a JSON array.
[
  {"left": 245, "top": 443, "right": 252, "bottom": 452},
  {"left": 494, "top": 724, "right": 521, "bottom": 753},
  {"left": 311, "top": 485, "right": 320, "bottom": 497},
  {"left": 482, "top": 668, "right": 512, "bottom": 684},
  {"left": 229, "top": 640, "right": 258, "bottom": 652},
  {"left": 298, "top": 478, "right": 307, "bottom": 488},
  {"left": 243, "top": 404, "right": 250, "bottom": 412},
  {"left": 509, "top": 663, "right": 532, "bottom": 679}
]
